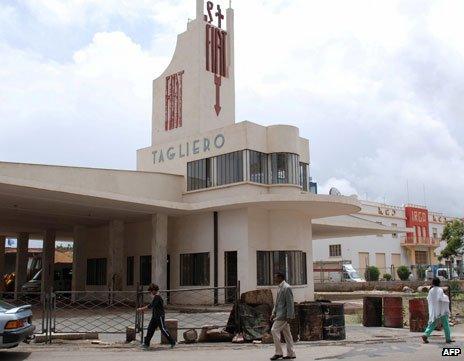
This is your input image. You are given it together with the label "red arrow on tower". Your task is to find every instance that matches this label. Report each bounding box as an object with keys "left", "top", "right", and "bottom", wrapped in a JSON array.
[{"left": 214, "top": 75, "right": 222, "bottom": 116}]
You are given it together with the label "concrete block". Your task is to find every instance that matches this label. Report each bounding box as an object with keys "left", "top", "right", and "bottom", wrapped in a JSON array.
[
  {"left": 161, "top": 319, "right": 178, "bottom": 344},
  {"left": 240, "top": 289, "right": 274, "bottom": 307}
]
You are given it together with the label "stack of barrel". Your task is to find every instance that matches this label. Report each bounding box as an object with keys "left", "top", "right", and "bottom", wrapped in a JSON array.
[
  {"left": 363, "top": 295, "right": 443, "bottom": 333},
  {"left": 363, "top": 296, "right": 403, "bottom": 328},
  {"left": 409, "top": 298, "right": 429, "bottom": 332},
  {"left": 298, "top": 301, "right": 346, "bottom": 341}
]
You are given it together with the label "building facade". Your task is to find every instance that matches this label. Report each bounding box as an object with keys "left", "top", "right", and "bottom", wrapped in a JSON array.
[
  {"left": 313, "top": 200, "right": 461, "bottom": 278},
  {"left": 0, "top": 0, "right": 381, "bottom": 302}
]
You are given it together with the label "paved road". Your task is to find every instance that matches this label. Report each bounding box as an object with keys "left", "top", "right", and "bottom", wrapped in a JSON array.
[{"left": 1, "top": 336, "right": 462, "bottom": 361}]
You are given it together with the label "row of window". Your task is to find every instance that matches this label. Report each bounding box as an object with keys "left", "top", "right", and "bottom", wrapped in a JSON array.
[
  {"left": 187, "top": 150, "right": 311, "bottom": 192},
  {"left": 257, "top": 251, "right": 308, "bottom": 286},
  {"left": 86, "top": 250, "right": 308, "bottom": 287}
]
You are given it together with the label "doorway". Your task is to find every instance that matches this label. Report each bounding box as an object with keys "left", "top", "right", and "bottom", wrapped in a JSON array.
[{"left": 225, "top": 251, "right": 237, "bottom": 303}]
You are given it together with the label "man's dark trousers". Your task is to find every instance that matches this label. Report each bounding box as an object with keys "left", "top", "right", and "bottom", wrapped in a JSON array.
[{"left": 144, "top": 315, "right": 175, "bottom": 346}]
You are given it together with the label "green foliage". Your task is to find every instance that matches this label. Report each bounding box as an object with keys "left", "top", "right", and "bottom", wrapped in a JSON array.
[
  {"left": 364, "top": 266, "right": 380, "bottom": 281},
  {"left": 439, "top": 220, "right": 464, "bottom": 260},
  {"left": 383, "top": 273, "right": 392, "bottom": 281},
  {"left": 397, "top": 265, "right": 411, "bottom": 281},
  {"left": 449, "top": 279, "right": 461, "bottom": 293},
  {"left": 417, "top": 266, "right": 426, "bottom": 281}
]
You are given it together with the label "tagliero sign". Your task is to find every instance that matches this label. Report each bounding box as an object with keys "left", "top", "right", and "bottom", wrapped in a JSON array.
[{"left": 152, "top": 134, "right": 225, "bottom": 164}]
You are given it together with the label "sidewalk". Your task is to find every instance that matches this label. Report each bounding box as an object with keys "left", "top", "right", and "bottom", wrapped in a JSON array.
[
  {"left": 34, "top": 324, "right": 439, "bottom": 350},
  {"left": 31, "top": 321, "right": 464, "bottom": 351}
]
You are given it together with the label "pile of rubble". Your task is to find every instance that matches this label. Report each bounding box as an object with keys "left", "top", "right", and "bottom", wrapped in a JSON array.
[{"left": 181, "top": 289, "right": 274, "bottom": 344}]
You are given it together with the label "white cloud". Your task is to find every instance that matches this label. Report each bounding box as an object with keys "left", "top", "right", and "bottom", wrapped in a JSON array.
[
  {"left": 0, "top": 31, "right": 165, "bottom": 168},
  {"left": 1, "top": 0, "right": 464, "bottom": 216}
]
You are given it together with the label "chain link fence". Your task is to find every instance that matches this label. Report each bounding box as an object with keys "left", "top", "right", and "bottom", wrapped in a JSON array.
[
  {"left": 1, "top": 285, "right": 238, "bottom": 343},
  {"left": 52, "top": 291, "right": 139, "bottom": 334}
]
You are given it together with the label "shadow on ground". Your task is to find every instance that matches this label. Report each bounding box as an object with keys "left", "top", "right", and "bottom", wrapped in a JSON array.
[{"left": 0, "top": 351, "right": 31, "bottom": 360}]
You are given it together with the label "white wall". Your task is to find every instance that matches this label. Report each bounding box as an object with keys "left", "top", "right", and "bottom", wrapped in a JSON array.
[{"left": 313, "top": 201, "right": 408, "bottom": 275}]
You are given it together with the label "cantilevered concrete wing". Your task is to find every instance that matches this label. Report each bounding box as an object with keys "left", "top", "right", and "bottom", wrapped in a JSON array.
[
  {"left": 312, "top": 215, "right": 410, "bottom": 240},
  {"left": 0, "top": 161, "right": 361, "bottom": 238}
]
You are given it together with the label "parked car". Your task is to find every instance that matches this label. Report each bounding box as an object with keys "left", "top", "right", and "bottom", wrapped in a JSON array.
[
  {"left": 21, "top": 264, "right": 72, "bottom": 293},
  {"left": 313, "top": 261, "right": 366, "bottom": 282},
  {"left": 341, "top": 264, "right": 366, "bottom": 282},
  {"left": 425, "top": 266, "right": 459, "bottom": 281},
  {"left": 0, "top": 300, "right": 35, "bottom": 349}
]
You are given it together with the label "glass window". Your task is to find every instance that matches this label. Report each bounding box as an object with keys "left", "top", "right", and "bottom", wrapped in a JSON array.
[
  {"left": 257, "top": 251, "right": 307, "bottom": 286},
  {"left": 140, "top": 255, "right": 152, "bottom": 286},
  {"left": 299, "top": 162, "right": 309, "bottom": 191},
  {"left": 309, "top": 181, "right": 318, "bottom": 194},
  {"left": 127, "top": 256, "right": 134, "bottom": 286},
  {"left": 329, "top": 244, "right": 342, "bottom": 257},
  {"left": 415, "top": 251, "right": 428, "bottom": 265},
  {"left": 249, "top": 150, "right": 268, "bottom": 184},
  {"left": 180, "top": 253, "right": 210, "bottom": 286},
  {"left": 86, "top": 258, "right": 107, "bottom": 286},
  {"left": 187, "top": 158, "right": 212, "bottom": 191},
  {"left": 270, "top": 153, "right": 300, "bottom": 185},
  {"left": 216, "top": 151, "right": 243, "bottom": 186}
]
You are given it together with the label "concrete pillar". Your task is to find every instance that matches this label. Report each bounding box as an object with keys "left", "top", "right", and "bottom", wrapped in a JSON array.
[
  {"left": 151, "top": 214, "right": 168, "bottom": 290},
  {"left": 42, "top": 230, "right": 56, "bottom": 293},
  {"left": 15, "top": 232, "right": 29, "bottom": 296},
  {"left": 108, "top": 220, "right": 124, "bottom": 291},
  {"left": 72, "top": 226, "right": 87, "bottom": 293},
  {"left": 0, "top": 235, "right": 5, "bottom": 292}
]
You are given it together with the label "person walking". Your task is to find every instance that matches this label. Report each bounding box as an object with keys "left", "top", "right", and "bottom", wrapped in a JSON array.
[
  {"left": 270, "top": 272, "right": 296, "bottom": 360},
  {"left": 422, "top": 277, "right": 454, "bottom": 344},
  {"left": 137, "top": 283, "right": 176, "bottom": 349}
]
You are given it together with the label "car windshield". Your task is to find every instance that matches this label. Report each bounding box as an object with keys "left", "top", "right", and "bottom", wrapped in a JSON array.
[
  {"left": 347, "top": 270, "right": 361, "bottom": 279},
  {"left": 0, "top": 300, "right": 15, "bottom": 312}
]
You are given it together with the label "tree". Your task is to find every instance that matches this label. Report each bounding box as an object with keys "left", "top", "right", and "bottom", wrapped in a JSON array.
[
  {"left": 364, "top": 266, "right": 380, "bottom": 281},
  {"left": 439, "top": 220, "right": 464, "bottom": 261},
  {"left": 397, "top": 265, "right": 410, "bottom": 281}
]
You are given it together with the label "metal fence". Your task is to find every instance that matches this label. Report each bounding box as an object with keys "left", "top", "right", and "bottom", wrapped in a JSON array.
[
  {"left": 52, "top": 291, "right": 139, "bottom": 334},
  {"left": 1, "top": 285, "right": 238, "bottom": 343},
  {"left": 314, "top": 265, "right": 464, "bottom": 283},
  {"left": 155, "top": 286, "right": 237, "bottom": 329},
  {"left": 314, "top": 266, "right": 397, "bottom": 283}
]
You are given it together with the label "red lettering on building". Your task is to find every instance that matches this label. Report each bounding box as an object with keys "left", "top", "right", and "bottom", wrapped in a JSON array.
[
  {"left": 206, "top": 25, "right": 227, "bottom": 77},
  {"left": 165, "top": 70, "right": 184, "bottom": 131},
  {"left": 405, "top": 206, "right": 430, "bottom": 243},
  {"left": 204, "top": 2, "right": 228, "bottom": 116}
]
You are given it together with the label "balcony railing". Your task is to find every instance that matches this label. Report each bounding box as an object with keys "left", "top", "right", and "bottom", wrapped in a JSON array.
[{"left": 401, "top": 235, "right": 441, "bottom": 246}]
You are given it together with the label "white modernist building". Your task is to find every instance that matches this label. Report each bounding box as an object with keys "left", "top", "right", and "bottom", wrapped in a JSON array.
[
  {"left": 0, "top": 0, "right": 399, "bottom": 301},
  {"left": 313, "top": 200, "right": 462, "bottom": 278}
]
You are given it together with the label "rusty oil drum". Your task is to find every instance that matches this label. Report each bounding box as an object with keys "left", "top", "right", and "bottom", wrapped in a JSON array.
[
  {"left": 299, "top": 302, "right": 323, "bottom": 341},
  {"left": 383, "top": 297, "right": 403, "bottom": 328},
  {"left": 281, "top": 303, "right": 300, "bottom": 342},
  {"left": 363, "top": 297, "right": 382, "bottom": 327},
  {"left": 409, "top": 298, "right": 428, "bottom": 332},
  {"left": 321, "top": 303, "right": 346, "bottom": 340}
]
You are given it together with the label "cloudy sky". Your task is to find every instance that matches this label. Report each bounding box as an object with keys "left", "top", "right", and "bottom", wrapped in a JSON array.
[{"left": 1, "top": 0, "right": 463, "bottom": 215}]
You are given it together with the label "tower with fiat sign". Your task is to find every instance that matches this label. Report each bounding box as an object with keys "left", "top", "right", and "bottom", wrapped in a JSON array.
[{"left": 149, "top": 0, "right": 235, "bottom": 147}]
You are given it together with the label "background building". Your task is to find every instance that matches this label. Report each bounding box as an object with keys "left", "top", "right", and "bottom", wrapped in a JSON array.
[{"left": 313, "top": 199, "right": 461, "bottom": 279}]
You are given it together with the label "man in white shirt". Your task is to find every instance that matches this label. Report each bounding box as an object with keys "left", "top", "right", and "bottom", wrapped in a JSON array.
[
  {"left": 270, "top": 272, "right": 296, "bottom": 360},
  {"left": 422, "top": 277, "right": 453, "bottom": 344}
]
